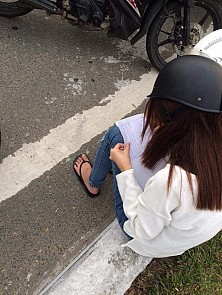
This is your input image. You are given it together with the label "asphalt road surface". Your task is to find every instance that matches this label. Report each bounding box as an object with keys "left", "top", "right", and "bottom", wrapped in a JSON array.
[{"left": 0, "top": 9, "right": 151, "bottom": 295}]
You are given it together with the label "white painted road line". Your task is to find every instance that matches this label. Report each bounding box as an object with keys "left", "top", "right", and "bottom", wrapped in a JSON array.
[
  {"left": 38, "top": 220, "right": 152, "bottom": 295},
  {"left": 0, "top": 70, "right": 158, "bottom": 202}
]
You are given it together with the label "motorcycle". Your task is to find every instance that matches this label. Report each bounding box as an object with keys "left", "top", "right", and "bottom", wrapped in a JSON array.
[{"left": 0, "top": 0, "right": 222, "bottom": 70}]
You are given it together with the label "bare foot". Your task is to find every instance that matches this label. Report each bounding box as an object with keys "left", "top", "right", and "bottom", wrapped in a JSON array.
[{"left": 73, "top": 154, "right": 99, "bottom": 195}]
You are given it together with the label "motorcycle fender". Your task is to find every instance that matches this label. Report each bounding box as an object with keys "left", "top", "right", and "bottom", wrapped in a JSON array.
[{"left": 130, "top": 0, "right": 178, "bottom": 45}]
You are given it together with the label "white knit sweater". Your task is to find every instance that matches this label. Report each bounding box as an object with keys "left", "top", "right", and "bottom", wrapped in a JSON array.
[{"left": 117, "top": 164, "right": 222, "bottom": 257}]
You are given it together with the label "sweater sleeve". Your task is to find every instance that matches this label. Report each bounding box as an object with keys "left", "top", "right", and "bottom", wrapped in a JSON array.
[{"left": 116, "top": 167, "right": 180, "bottom": 240}]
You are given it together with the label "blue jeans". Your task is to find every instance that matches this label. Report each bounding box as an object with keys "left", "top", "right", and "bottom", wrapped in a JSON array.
[{"left": 89, "top": 125, "right": 131, "bottom": 238}]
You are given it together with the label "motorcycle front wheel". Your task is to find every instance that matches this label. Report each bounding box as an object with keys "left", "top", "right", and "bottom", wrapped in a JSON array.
[
  {"left": 146, "top": 0, "right": 222, "bottom": 71},
  {"left": 0, "top": 0, "right": 33, "bottom": 17}
]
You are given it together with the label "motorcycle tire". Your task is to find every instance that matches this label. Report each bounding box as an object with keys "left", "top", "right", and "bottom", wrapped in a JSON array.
[
  {"left": 146, "top": 0, "right": 222, "bottom": 71},
  {"left": 0, "top": 0, "right": 32, "bottom": 17}
]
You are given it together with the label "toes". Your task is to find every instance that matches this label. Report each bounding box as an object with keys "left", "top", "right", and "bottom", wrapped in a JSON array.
[
  {"left": 73, "top": 154, "right": 91, "bottom": 176},
  {"left": 74, "top": 154, "right": 88, "bottom": 166},
  {"left": 73, "top": 155, "right": 83, "bottom": 170},
  {"left": 81, "top": 154, "right": 89, "bottom": 162},
  {"left": 75, "top": 157, "right": 82, "bottom": 166}
]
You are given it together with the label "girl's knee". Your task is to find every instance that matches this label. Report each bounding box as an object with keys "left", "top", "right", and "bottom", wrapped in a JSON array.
[{"left": 107, "top": 125, "right": 123, "bottom": 146}]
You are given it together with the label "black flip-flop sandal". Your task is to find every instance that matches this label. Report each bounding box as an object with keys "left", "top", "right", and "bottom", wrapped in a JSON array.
[{"left": 73, "top": 154, "right": 100, "bottom": 198}]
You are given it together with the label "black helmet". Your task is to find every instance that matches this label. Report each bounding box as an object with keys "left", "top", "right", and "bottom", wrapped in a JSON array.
[{"left": 149, "top": 55, "right": 222, "bottom": 113}]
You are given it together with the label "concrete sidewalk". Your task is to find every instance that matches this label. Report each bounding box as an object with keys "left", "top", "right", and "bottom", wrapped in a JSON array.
[{"left": 38, "top": 220, "right": 152, "bottom": 295}]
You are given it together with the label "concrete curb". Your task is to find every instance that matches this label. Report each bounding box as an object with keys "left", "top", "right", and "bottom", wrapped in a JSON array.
[{"left": 39, "top": 219, "right": 152, "bottom": 295}]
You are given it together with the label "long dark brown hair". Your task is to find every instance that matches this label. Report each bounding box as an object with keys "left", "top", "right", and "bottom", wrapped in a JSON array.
[{"left": 142, "top": 97, "right": 222, "bottom": 211}]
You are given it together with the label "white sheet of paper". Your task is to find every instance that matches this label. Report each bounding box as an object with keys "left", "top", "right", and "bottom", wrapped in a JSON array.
[{"left": 116, "top": 114, "right": 167, "bottom": 190}]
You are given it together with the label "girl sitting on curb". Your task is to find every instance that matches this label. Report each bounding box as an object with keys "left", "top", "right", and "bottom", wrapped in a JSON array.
[{"left": 73, "top": 55, "right": 222, "bottom": 257}]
